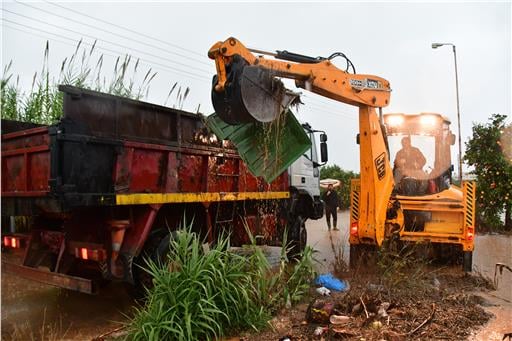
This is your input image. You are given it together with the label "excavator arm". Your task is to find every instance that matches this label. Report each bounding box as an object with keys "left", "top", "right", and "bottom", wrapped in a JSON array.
[
  {"left": 208, "top": 37, "right": 394, "bottom": 246},
  {"left": 208, "top": 37, "right": 391, "bottom": 121}
]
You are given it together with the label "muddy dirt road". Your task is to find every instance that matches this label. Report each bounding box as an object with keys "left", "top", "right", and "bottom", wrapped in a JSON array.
[{"left": 1, "top": 211, "right": 511, "bottom": 340}]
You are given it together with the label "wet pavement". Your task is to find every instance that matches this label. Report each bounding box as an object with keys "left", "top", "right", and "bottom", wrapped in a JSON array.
[
  {"left": 1, "top": 210, "right": 511, "bottom": 340},
  {"left": 1, "top": 254, "right": 134, "bottom": 340}
]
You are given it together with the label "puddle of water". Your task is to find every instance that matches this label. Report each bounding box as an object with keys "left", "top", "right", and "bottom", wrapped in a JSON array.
[
  {"left": 1, "top": 268, "right": 134, "bottom": 340},
  {"left": 474, "top": 234, "right": 512, "bottom": 302}
]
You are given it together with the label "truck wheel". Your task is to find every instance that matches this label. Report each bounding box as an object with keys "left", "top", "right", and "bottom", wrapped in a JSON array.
[
  {"left": 463, "top": 251, "right": 473, "bottom": 272},
  {"left": 287, "top": 216, "right": 307, "bottom": 260},
  {"left": 131, "top": 230, "right": 175, "bottom": 299}
]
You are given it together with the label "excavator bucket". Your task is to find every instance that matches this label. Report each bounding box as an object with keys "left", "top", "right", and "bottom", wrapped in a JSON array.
[
  {"left": 206, "top": 110, "right": 311, "bottom": 183},
  {"left": 212, "top": 55, "right": 299, "bottom": 124}
]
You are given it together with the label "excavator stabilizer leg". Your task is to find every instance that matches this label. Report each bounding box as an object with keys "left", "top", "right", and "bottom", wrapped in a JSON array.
[{"left": 212, "top": 55, "right": 298, "bottom": 124}]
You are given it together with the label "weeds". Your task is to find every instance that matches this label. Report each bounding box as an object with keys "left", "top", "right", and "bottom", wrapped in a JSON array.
[
  {"left": 1, "top": 40, "right": 161, "bottom": 125},
  {"left": 7, "top": 309, "right": 69, "bottom": 341},
  {"left": 328, "top": 232, "right": 349, "bottom": 275},
  {"left": 127, "top": 225, "right": 317, "bottom": 341},
  {"left": 377, "top": 241, "right": 430, "bottom": 287}
]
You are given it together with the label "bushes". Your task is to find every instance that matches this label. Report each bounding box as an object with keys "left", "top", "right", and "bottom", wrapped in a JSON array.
[{"left": 127, "top": 228, "right": 316, "bottom": 341}]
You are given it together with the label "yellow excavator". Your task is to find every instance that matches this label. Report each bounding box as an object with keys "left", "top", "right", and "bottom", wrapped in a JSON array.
[{"left": 208, "top": 37, "right": 475, "bottom": 271}]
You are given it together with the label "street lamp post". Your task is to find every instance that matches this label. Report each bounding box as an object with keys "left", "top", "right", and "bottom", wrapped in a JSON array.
[{"left": 432, "top": 42, "right": 463, "bottom": 182}]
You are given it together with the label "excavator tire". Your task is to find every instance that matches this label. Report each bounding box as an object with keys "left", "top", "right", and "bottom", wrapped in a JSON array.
[{"left": 463, "top": 251, "right": 473, "bottom": 272}]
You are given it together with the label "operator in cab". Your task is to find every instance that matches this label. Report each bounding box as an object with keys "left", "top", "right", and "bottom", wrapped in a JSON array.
[{"left": 394, "top": 136, "right": 426, "bottom": 179}]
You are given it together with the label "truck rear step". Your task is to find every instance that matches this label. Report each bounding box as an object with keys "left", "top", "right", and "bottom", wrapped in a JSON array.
[{"left": 2, "top": 261, "right": 94, "bottom": 294}]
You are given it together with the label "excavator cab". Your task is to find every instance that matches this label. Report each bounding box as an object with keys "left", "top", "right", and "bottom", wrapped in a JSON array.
[{"left": 384, "top": 113, "right": 456, "bottom": 196}]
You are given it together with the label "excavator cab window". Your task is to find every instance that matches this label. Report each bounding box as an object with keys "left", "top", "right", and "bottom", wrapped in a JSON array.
[{"left": 384, "top": 113, "right": 454, "bottom": 196}]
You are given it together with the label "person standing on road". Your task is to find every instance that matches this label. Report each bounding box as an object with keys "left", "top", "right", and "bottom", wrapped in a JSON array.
[{"left": 322, "top": 184, "right": 339, "bottom": 231}]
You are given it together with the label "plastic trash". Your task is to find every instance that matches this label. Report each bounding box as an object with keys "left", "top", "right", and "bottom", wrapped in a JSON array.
[
  {"left": 371, "top": 321, "right": 383, "bottom": 329},
  {"left": 315, "top": 273, "right": 348, "bottom": 292},
  {"left": 329, "top": 314, "right": 350, "bottom": 325},
  {"left": 315, "top": 286, "right": 331, "bottom": 296},
  {"left": 313, "top": 326, "right": 328, "bottom": 336},
  {"left": 307, "top": 299, "right": 334, "bottom": 323},
  {"left": 377, "top": 302, "right": 390, "bottom": 318}
]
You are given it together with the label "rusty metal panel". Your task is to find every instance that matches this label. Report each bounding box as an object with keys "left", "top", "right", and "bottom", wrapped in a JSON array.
[
  {"left": 28, "top": 151, "right": 50, "bottom": 192},
  {"left": 178, "top": 155, "right": 205, "bottom": 192},
  {"left": 60, "top": 85, "right": 181, "bottom": 145},
  {"left": 164, "top": 153, "right": 179, "bottom": 192},
  {"left": 1, "top": 126, "right": 51, "bottom": 196},
  {"left": 2, "top": 87, "right": 291, "bottom": 212},
  {"left": 129, "top": 148, "right": 165, "bottom": 193},
  {"left": 1, "top": 119, "right": 46, "bottom": 134}
]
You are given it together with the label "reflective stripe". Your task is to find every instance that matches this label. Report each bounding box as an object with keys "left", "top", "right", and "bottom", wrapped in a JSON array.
[{"left": 115, "top": 191, "right": 290, "bottom": 205}]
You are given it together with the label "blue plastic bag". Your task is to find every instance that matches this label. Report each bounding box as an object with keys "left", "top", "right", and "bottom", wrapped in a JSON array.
[{"left": 315, "top": 273, "right": 348, "bottom": 292}]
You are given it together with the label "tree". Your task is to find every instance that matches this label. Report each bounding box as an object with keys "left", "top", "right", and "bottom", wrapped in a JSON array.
[
  {"left": 465, "top": 114, "right": 512, "bottom": 231},
  {"left": 320, "top": 164, "right": 359, "bottom": 210}
]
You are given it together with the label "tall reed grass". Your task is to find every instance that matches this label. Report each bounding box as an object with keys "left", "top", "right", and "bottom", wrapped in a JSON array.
[
  {"left": 127, "top": 226, "right": 316, "bottom": 341},
  {"left": 1, "top": 40, "right": 190, "bottom": 125}
]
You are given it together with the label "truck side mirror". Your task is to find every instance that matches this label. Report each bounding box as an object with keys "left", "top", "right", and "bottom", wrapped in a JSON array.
[
  {"left": 320, "top": 133, "right": 327, "bottom": 142},
  {"left": 449, "top": 133, "right": 456, "bottom": 145},
  {"left": 320, "top": 142, "right": 328, "bottom": 163}
]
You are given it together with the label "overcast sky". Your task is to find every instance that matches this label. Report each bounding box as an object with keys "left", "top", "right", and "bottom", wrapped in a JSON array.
[{"left": 2, "top": 1, "right": 510, "bottom": 172}]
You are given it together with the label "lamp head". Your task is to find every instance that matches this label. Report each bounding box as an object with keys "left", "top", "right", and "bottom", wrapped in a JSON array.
[{"left": 432, "top": 43, "right": 444, "bottom": 49}]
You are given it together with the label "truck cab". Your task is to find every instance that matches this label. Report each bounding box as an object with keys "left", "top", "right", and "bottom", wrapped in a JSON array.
[{"left": 289, "top": 123, "right": 327, "bottom": 203}]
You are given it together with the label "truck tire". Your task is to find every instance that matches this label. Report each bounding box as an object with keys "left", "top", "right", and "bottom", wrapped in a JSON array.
[
  {"left": 131, "top": 230, "right": 175, "bottom": 299},
  {"left": 463, "top": 251, "right": 473, "bottom": 272},
  {"left": 287, "top": 215, "right": 307, "bottom": 260}
]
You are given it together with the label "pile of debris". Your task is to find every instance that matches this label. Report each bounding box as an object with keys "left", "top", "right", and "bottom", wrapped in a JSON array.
[{"left": 247, "top": 269, "right": 494, "bottom": 340}]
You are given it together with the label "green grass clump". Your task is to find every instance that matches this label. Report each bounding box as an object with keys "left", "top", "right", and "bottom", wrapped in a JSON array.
[
  {"left": 1, "top": 40, "right": 159, "bottom": 125},
  {"left": 127, "top": 227, "right": 316, "bottom": 341}
]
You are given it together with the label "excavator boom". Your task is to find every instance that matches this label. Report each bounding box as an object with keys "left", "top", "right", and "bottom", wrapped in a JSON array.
[
  {"left": 208, "top": 37, "right": 395, "bottom": 246},
  {"left": 209, "top": 37, "right": 391, "bottom": 124}
]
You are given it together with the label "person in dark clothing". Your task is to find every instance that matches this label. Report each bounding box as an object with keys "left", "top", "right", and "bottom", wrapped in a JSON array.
[
  {"left": 322, "top": 184, "right": 339, "bottom": 231},
  {"left": 394, "top": 136, "right": 426, "bottom": 178}
]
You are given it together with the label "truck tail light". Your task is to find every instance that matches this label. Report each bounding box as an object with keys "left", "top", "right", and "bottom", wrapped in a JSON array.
[
  {"left": 350, "top": 222, "right": 359, "bottom": 236},
  {"left": 74, "top": 247, "right": 106, "bottom": 262},
  {"left": 3, "top": 236, "right": 23, "bottom": 249},
  {"left": 466, "top": 226, "right": 474, "bottom": 241}
]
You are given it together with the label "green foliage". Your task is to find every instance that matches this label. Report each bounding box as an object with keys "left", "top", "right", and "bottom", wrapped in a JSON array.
[
  {"left": 1, "top": 40, "right": 158, "bottom": 125},
  {"left": 127, "top": 227, "right": 316, "bottom": 341},
  {"left": 377, "top": 241, "right": 428, "bottom": 287},
  {"left": 320, "top": 164, "right": 359, "bottom": 209},
  {"left": 465, "top": 114, "right": 512, "bottom": 231}
]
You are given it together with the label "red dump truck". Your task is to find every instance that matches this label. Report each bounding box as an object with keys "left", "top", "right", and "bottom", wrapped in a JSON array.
[{"left": 1, "top": 86, "right": 327, "bottom": 294}]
